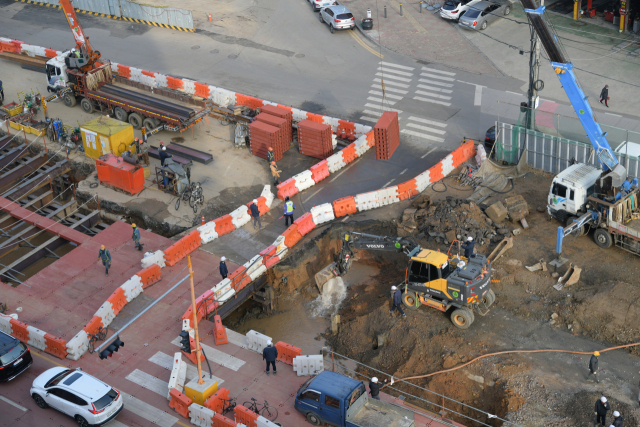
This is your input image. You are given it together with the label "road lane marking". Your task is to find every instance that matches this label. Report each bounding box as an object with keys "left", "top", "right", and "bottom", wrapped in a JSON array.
[
  {"left": 125, "top": 369, "right": 169, "bottom": 398},
  {"left": 401, "top": 129, "right": 445, "bottom": 142},
  {"left": 377, "top": 67, "right": 414, "bottom": 77},
  {"left": 400, "top": 168, "right": 408, "bottom": 175},
  {"left": 380, "top": 61, "right": 415, "bottom": 70},
  {"left": 415, "top": 90, "right": 451, "bottom": 100},
  {"left": 330, "top": 161, "right": 359, "bottom": 183},
  {"left": 375, "top": 73, "right": 412, "bottom": 82},
  {"left": 382, "top": 179, "right": 395, "bottom": 188},
  {"left": 605, "top": 112, "right": 622, "bottom": 117},
  {"left": 171, "top": 336, "right": 245, "bottom": 371},
  {"left": 303, "top": 187, "right": 324, "bottom": 203},
  {"left": 475, "top": 85, "right": 483, "bottom": 106},
  {"left": 418, "top": 78, "right": 454, "bottom": 88},
  {"left": 364, "top": 103, "right": 403, "bottom": 113},
  {"left": 371, "top": 84, "right": 408, "bottom": 95},
  {"left": 420, "top": 72, "right": 455, "bottom": 82},
  {"left": 348, "top": 30, "right": 383, "bottom": 58},
  {"left": 121, "top": 392, "right": 177, "bottom": 427},
  {"left": 417, "top": 84, "right": 452, "bottom": 94},
  {"left": 406, "top": 123, "right": 447, "bottom": 135},
  {"left": 421, "top": 67, "right": 456, "bottom": 76},
  {"left": 506, "top": 91, "right": 523, "bottom": 96},
  {"left": 369, "top": 90, "right": 403, "bottom": 100},
  {"left": 413, "top": 96, "right": 451, "bottom": 107},
  {"left": 31, "top": 349, "right": 65, "bottom": 367},
  {"left": 408, "top": 116, "right": 447, "bottom": 127},
  {"left": 421, "top": 146, "right": 439, "bottom": 158},
  {"left": 0, "top": 395, "right": 27, "bottom": 412},
  {"left": 360, "top": 116, "right": 379, "bottom": 122},
  {"left": 367, "top": 96, "right": 396, "bottom": 105},
  {"left": 373, "top": 78, "right": 410, "bottom": 88}
]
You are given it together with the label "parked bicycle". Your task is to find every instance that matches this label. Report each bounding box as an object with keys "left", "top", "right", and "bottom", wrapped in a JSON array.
[
  {"left": 87, "top": 326, "right": 107, "bottom": 354},
  {"left": 220, "top": 397, "right": 237, "bottom": 417},
  {"left": 189, "top": 182, "right": 204, "bottom": 213},
  {"left": 243, "top": 397, "right": 278, "bottom": 422}
]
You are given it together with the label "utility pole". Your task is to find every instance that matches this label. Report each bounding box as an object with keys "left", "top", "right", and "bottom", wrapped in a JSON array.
[
  {"left": 526, "top": 0, "right": 544, "bottom": 130},
  {"left": 188, "top": 255, "right": 204, "bottom": 384}
]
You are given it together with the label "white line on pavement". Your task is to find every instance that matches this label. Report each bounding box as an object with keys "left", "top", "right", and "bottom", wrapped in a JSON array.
[
  {"left": 420, "top": 72, "right": 455, "bottom": 82},
  {"left": 605, "top": 112, "right": 622, "bottom": 117},
  {"left": 125, "top": 369, "right": 169, "bottom": 398},
  {"left": 377, "top": 67, "right": 414, "bottom": 77},
  {"left": 367, "top": 96, "right": 396, "bottom": 105},
  {"left": 364, "top": 103, "right": 403, "bottom": 113},
  {"left": 475, "top": 85, "right": 483, "bottom": 106},
  {"left": 418, "top": 78, "right": 454, "bottom": 88},
  {"left": 363, "top": 109, "right": 384, "bottom": 117},
  {"left": 406, "top": 123, "right": 447, "bottom": 135},
  {"left": 380, "top": 61, "right": 415, "bottom": 70},
  {"left": 369, "top": 90, "right": 403, "bottom": 100},
  {"left": 417, "top": 84, "right": 452, "bottom": 94},
  {"left": 0, "top": 395, "right": 27, "bottom": 411},
  {"left": 330, "top": 161, "right": 359, "bottom": 183},
  {"left": 375, "top": 72, "right": 412, "bottom": 82},
  {"left": 121, "top": 392, "right": 177, "bottom": 427},
  {"left": 421, "top": 146, "right": 439, "bottom": 158},
  {"left": 371, "top": 85, "right": 408, "bottom": 95},
  {"left": 373, "top": 78, "right": 410, "bottom": 88},
  {"left": 171, "top": 336, "right": 245, "bottom": 371},
  {"left": 413, "top": 96, "right": 451, "bottom": 107},
  {"left": 104, "top": 420, "right": 129, "bottom": 427},
  {"left": 382, "top": 179, "right": 396, "bottom": 188},
  {"left": 303, "top": 187, "right": 324, "bottom": 203},
  {"left": 360, "top": 116, "right": 379, "bottom": 123},
  {"left": 506, "top": 91, "right": 523, "bottom": 96},
  {"left": 401, "top": 129, "right": 445, "bottom": 143},
  {"left": 421, "top": 67, "right": 456, "bottom": 76},
  {"left": 400, "top": 168, "right": 408, "bottom": 175},
  {"left": 415, "top": 90, "right": 451, "bottom": 100},
  {"left": 408, "top": 116, "right": 447, "bottom": 127}
]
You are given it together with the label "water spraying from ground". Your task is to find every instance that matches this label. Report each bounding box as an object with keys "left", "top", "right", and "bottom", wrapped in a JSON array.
[{"left": 311, "top": 277, "right": 347, "bottom": 317}]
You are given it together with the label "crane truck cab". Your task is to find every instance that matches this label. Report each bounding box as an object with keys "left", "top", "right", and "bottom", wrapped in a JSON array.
[
  {"left": 46, "top": 53, "right": 71, "bottom": 93},
  {"left": 547, "top": 163, "right": 601, "bottom": 226}
]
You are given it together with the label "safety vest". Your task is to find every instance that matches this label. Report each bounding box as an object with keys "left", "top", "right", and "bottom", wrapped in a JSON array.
[
  {"left": 285, "top": 201, "right": 294, "bottom": 214},
  {"left": 98, "top": 249, "right": 111, "bottom": 262},
  {"left": 132, "top": 227, "right": 140, "bottom": 241}
]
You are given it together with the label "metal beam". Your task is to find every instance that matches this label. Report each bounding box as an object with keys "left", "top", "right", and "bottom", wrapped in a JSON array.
[
  {"left": 0, "top": 235, "right": 66, "bottom": 282},
  {"left": 0, "top": 191, "right": 53, "bottom": 228},
  {"left": 3, "top": 160, "right": 70, "bottom": 200},
  {"left": 0, "top": 154, "right": 49, "bottom": 193},
  {"left": 0, "top": 145, "right": 29, "bottom": 169}
]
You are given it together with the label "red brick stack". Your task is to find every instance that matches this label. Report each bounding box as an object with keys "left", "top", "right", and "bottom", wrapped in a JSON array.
[
  {"left": 261, "top": 105, "right": 293, "bottom": 144},
  {"left": 297, "top": 120, "right": 333, "bottom": 159},
  {"left": 249, "top": 121, "right": 282, "bottom": 161},
  {"left": 255, "top": 113, "right": 288, "bottom": 156},
  {"left": 374, "top": 111, "right": 400, "bottom": 160}
]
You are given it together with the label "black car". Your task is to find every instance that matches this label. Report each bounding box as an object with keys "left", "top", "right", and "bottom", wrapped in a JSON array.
[
  {"left": 0, "top": 330, "right": 32, "bottom": 382},
  {"left": 484, "top": 125, "right": 496, "bottom": 156}
]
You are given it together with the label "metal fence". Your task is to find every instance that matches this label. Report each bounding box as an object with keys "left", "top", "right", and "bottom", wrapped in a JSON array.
[{"left": 495, "top": 122, "right": 640, "bottom": 180}]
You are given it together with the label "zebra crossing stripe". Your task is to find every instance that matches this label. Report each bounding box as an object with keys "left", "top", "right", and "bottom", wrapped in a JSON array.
[
  {"left": 377, "top": 67, "right": 414, "bottom": 77},
  {"left": 413, "top": 96, "right": 451, "bottom": 107},
  {"left": 406, "top": 123, "right": 447, "bottom": 135},
  {"left": 380, "top": 61, "right": 415, "bottom": 70},
  {"left": 373, "top": 78, "right": 410, "bottom": 88},
  {"left": 408, "top": 116, "right": 447, "bottom": 127},
  {"left": 421, "top": 67, "right": 456, "bottom": 76},
  {"left": 417, "top": 84, "right": 452, "bottom": 94},
  {"left": 401, "top": 129, "right": 445, "bottom": 143},
  {"left": 368, "top": 90, "right": 403, "bottom": 100},
  {"left": 420, "top": 72, "right": 456, "bottom": 82},
  {"left": 375, "top": 73, "right": 412, "bottom": 83},
  {"left": 418, "top": 78, "right": 454, "bottom": 88},
  {"left": 415, "top": 90, "right": 451, "bottom": 100}
]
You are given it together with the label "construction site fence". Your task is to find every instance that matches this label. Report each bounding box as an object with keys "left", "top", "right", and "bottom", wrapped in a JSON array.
[
  {"left": 36, "top": 0, "right": 194, "bottom": 28},
  {"left": 495, "top": 122, "right": 640, "bottom": 180}
]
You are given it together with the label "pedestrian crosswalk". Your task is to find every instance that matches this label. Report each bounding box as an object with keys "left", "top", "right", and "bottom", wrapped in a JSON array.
[{"left": 360, "top": 62, "right": 458, "bottom": 144}]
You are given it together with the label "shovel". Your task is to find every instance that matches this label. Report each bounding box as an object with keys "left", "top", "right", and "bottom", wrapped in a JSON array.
[{"left": 554, "top": 263, "right": 581, "bottom": 290}]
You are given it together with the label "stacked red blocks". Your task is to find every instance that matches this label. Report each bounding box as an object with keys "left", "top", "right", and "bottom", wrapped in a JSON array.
[
  {"left": 261, "top": 105, "right": 293, "bottom": 143},
  {"left": 255, "top": 113, "right": 288, "bottom": 156},
  {"left": 374, "top": 111, "right": 400, "bottom": 160},
  {"left": 298, "top": 119, "right": 333, "bottom": 159},
  {"left": 249, "top": 121, "right": 282, "bottom": 161}
]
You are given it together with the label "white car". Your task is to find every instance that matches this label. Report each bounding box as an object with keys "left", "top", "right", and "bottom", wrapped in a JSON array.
[
  {"left": 440, "top": 0, "right": 482, "bottom": 21},
  {"left": 30, "top": 367, "right": 124, "bottom": 427},
  {"left": 309, "top": 0, "right": 336, "bottom": 12}
]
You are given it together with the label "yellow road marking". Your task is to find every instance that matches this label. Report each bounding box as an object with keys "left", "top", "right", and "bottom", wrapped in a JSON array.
[
  {"left": 32, "top": 350, "right": 66, "bottom": 367},
  {"left": 349, "top": 30, "right": 383, "bottom": 59}
]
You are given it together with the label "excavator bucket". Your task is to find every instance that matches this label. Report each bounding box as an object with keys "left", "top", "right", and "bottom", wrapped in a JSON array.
[
  {"left": 315, "top": 263, "right": 338, "bottom": 293},
  {"left": 487, "top": 237, "right": 513, "bottom": 264},
  {"left": 554, "top": 263, "right": 582, "bottom": 290}
]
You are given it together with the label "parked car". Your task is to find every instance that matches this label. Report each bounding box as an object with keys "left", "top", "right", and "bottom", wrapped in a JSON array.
[
  {"left": 440, "top": 0, "right": 482, "bottom": 22},
  {"left": 319, "top": 5, "right": 356, "bottom": 33},
  {"left": 30, "top": 367, "right": 124, "bottom": 427},
  {"left": 485, "top": 125, "right": 496, "bottom": 155},
  {"left": 458, "top": 0, "right": 511, "bottom": 30},
  {"left": 0, "top": 330, "right": 32, "bottom": 382},
  {"left": 309, "top": 0, "right": 336, "bottom": 12}
]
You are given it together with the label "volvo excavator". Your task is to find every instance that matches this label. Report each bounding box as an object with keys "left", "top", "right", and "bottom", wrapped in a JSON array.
[{"left": 315, "top": 232, "right": 495, "bottom": 329}]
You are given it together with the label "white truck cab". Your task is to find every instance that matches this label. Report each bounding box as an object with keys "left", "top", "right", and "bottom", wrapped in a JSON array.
[
  {"left": 45, "top": 53, "right": 71, "bottom": 92},
  {"left": 547, "top": 163, "right": 601, "bottom": 225}
]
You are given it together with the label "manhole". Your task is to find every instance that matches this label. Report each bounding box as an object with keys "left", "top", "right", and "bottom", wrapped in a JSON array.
[
  {"left": 210, "top": 49, "right": 219, "bottom": 54},
  {"left": 295, "top": 53, "right": 305, "bottom": 58},
  {"left": 228, "top": 54, "right": 238, "bottom": 59},
  {"left": 191, "top": 45, "right": 200, "bottom": 50}
]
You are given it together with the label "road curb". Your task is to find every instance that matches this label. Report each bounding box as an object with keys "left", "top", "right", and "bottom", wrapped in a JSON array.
[{"left": 13, "top": 0, "right": 196, "bottom": 33}]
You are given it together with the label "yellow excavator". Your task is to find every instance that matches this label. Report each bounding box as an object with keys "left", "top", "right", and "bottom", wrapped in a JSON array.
[{"left": 315, "top": 232, "right": 495, "bottom": 329}]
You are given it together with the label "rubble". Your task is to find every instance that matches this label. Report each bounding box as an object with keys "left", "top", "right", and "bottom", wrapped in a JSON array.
[
  {"left": 485, "top": 201, "right": 508, "bottom": 223},
  {"left": 504, "top": 195, "right": 529, "bottom": 222}
]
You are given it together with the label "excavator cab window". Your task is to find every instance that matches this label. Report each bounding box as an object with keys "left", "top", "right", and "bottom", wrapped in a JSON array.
[{"left": 409, "top": 261, "right": 430, "bottom": 283}]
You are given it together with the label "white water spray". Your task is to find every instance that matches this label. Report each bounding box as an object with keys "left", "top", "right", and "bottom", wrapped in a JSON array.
[{"left": 311, "top": 277, "right": 347, "bottom": 317}]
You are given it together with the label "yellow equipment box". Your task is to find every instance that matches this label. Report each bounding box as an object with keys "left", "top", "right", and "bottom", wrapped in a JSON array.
[{"left": 81, "top": 117, "right": 134, "bottom": 159}]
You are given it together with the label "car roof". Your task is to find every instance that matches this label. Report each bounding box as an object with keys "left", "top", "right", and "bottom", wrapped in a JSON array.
[
  {"left": 469, "top": 1, "right": 494, "bottom": 8},
  {"left": 0, "top": 330, "right": 20, "bottom": 352},
  {"left": 327, "top": 5, "right": 350, "bottom": 13},
  {"left": 308, "top": 371, "right": 361, "bottom": 399},
  {"left": 48, "top": 370, "right": 110, "bottom": 401}
]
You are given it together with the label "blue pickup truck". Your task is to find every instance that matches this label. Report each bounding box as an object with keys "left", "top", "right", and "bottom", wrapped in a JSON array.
[{"left": 294, "top": 371, "right": 415, "bottom": 427}]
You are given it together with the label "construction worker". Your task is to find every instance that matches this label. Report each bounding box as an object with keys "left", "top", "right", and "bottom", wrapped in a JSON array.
[
  {"left": 267, "top": 147, "right": 275, "bottom": 164},
  {"left": 390, "top": 285, "right": 406, "bottom": 318},
  {"left": 159, "top": 145, "right": 172, "bottom": 166},
  {"left": 220, "top": 256, "right": 228, "bottom": 279},
  {"left": 284, "top": 196, "right": 295, "bottom": 226},
  {"left": 612, "top": 411, "right": 623, "bottom": 427},
  {"left": 130, "top": 137, "right": 141, "bottom": 157},
  {"left": 138, "top": 137, "right": 150, "bottom": 166},
  {"left": 250, "top": 199, "right": 262, "bottom": 230},
  {"left": 588, "top": 351, "right": 600, "bottom": 383},
  {"left": 270, "top": 161, "right": 281, "bottom": 186},
  {"left": 368, "top": 377, "right": 387, "bottom": 401},
  {"left": 262, "top": 340, "right": 278, "bottom": 375},
  {"left": 462, "top": 236, "right": 475, "bottom": 259},
  {"left": 132, "top": 223, "right": 142, "bottom": 251},
  {"left": 0, "top": 79, "right": 3, "bottom": 103},
  {"left": 595, "top": 396, "right": 610, "bottom": 427},
  {"left": 97, "top": 245, "right": 111, "bottom": 277}
]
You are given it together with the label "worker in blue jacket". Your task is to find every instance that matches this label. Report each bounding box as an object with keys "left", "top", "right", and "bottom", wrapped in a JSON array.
[
  {"left": 390, "top": 285, "right": 406, "bottom": 318},
  {"left": 98, "top": 245, "right": 111, "bottom": 277},
  {"left": 250, "top": 199, "right": 262, "bottom": 230},
  {"left": 462, "top": 236, "right": 475, "bottom": 259},
  {"left": 263, "top": 340, "right": 278, "bottom": 375},
  {"left": 132, "top": 223, "right": 142, "bottom": 251},
  {"left": 0, "top": 79, "right": 3, "bottom": 103},
  {"left": 284, "top": 196, "right": 295, "bottom": 226},
  {"left": 220, "top": 256, "right": 228, "bottom": 279}
]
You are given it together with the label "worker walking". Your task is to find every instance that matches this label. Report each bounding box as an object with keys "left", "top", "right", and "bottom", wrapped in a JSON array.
[
  {"left": 267, "top": 147, "right": 275, "bottom": 164},
  {"left": 595, "top": 396, "right": 610, "bottom": 427},
  {"left": 250, "top": 199, "right": 262, "bottom": 230},
  {"left": 389, "top": 285, "right": 406, "bottom": 318},
  {"left": 368, "top": 377, "right": 387, "bottom": 401},
  {"left": 262, "top": 340, "right": 278, "bottom": 375},
  {"left": 599, "top": 85, "right": 609, "bottom": 108},
  {"left": 612, "top": 410, "right": 623, "bottom": 427},
  {"left": 98, "top": 245, "right": 111, "bottom": 277},
  {"left": 0, "top": 79, "right": 3, "bottom": 103},
  {"left": 587, "top": 351, "right": 600, "bottom": 383},
  {"left": 462, "top": 236, "right": 475, "bottom": 259},
  {"left": 270, "top": 161, "right": 281, "bottom": 186},
  {"left": 284, "top": 196, "right": 295, "bottom": 226},
  {"left": 220, "top": 256, "right": 228, "bottom": 279},
  {"left": 132, "top": 223, "right": 143, "bottom": 251}
]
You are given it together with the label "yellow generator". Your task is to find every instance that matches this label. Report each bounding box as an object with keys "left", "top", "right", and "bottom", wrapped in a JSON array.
[{"left": 81, "top": 116, "right": 134, "bottom": 159}]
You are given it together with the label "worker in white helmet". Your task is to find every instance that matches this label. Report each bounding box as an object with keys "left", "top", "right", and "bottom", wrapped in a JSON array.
[
  {"left": 611, "top": 410, "right": 623, "bottom": 427},
  {"left": 263, "top": 340, "right": 278, "bottom": 375},
  {"left": 368, "top": 377, "right": 387, "bottom": 400},
  {"left": 461, "top": 236, "right": 475, "bottom": 259},
  {"left": 389, "top": 285, "right": 406, "bottom": 318},
  {"left": 595, "top": 396, "right": 610, "bottom": 427},
  {"left": 219, "top": 256, "right": 228, "bottom": 279}
]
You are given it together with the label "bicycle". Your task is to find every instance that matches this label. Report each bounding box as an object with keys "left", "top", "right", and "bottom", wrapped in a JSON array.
[
  {"left": 243, "top": 397, "right": 278, "bottom": 422},
  {"left": 175, "top": 184, "right": 193, "bottom": 211},
  {"left": 188, "top": 182, "right": 204, "bottom": 213},
  {"left": 220, "top": 397, "right": 237, "bottom": 417},
  {"left": 87, "top": 326, "right": 108, "bottom": 354}
]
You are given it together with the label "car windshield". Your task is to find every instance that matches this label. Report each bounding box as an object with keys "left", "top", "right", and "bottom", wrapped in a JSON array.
[
  {"left": 45, "top": 369, "right": 73, "bottom": 388},
  {"left": 0, "top": 343, "right": 26, "bottom": 365},
  {"left": 336, "top": 13, "right": 353, "bottom": 19},
  {"left": 465, "top": 8, "right": 481, "bottom": 18},
  {"left": 442, "top": 1, "right": 456, "bottom": 10},
  {"left": 94, "top": 388, "right": 118, "bottom": 411}
]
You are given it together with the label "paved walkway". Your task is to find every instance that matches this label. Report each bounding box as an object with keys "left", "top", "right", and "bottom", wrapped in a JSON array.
[{"left": 342, "top": 0, "right": 503, "bottom": 76}]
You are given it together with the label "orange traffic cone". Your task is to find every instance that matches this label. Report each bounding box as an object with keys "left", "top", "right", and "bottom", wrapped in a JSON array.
[
  {"left": 201, "top": 215, "right": 205, "bottom": 225},
  {"left": 208, "top": 13, "right": 212, "bottom": 21}
]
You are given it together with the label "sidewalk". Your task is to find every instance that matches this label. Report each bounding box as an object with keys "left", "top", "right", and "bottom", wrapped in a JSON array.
[{"left": 341, "top": 0, "right": 503, "bottom": 76}]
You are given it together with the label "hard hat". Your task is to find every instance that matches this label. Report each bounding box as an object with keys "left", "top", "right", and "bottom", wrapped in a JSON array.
[
  {"left": 268, "top": 147, "right": 273, "bottom": 150},
  {"left": 221, "top": 256, "right": 226, "bottom": 261},
  {"left": 391, "top": 286, "right": 397, "bottom": 291},
  {"left": 132, "top": 223, "right": 136, "bottom": 227},
  {"left": 270, "top": 161, "right": 275, "bottom": 165},
  {"left": 134, "top": 137, "right": 139, "bottom": 141},
  {"left": 160, "top": 141, "right": 164, "bottom": 145},
  {"left": 601, "top": 396, "right": 607, "bottom": 403},
  {"left": 267, "top": 340, "right": 272, "bottom": 346},
  {"left": 253, "top": 199, "right": 258, "bottom": 204},
  {"left": 467, "top": 236, "right": 473, "bottom": 241},
  {"left": 100, "top": 245, "right": 105, "bottom": 250},
  {"left": 613, "top": 411, "right": 620, "bottom": 417},
  {"left": 285, "top": 196, "right": 289, "bottom": 201},
  {"left": 162, "top": 146, "right": 166, "bottom": 151},
  {"left": 594, "top": 351, "right": 600, "bottom": 356},
  {"left": 371, "top": 377, "right": 378, "bottom": 383}
]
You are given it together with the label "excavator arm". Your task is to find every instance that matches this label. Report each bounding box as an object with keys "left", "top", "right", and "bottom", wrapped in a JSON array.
[{"left": 59, "top": 0, "right": 101, "bottom": 71}]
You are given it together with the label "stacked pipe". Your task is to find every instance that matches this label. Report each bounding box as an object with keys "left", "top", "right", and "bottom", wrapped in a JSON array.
[
  {"left": 374, "top": 111, "right": 401, "bottom": 161},
  {"left": 297, "top": 120, "right": 334, "bottom": 159},
  {"left": 249, "top": 121, "right": 282, "bottom": 161}
]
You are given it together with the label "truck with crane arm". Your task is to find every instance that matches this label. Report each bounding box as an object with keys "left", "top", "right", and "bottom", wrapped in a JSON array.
[
  {"left": 520, "top": 0, "right": 640, "bottom": 256},
  {"left": 46, "top": 0, "right": 210, "bottom": 134}
]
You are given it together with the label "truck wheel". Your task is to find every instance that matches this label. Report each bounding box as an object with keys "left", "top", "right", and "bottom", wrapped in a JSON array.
[
  {"left": 80, "top": 98, "right": 94, "bottom": 114},
  {"left": 114, "top": 107, "right": 128, "bottom": 122},
  {"left": 63, "top": 92, "right": 77, "bottom": 107},
  {"left": 306, "top": 413, "right": 321, "bottom": 426},
  {"left": 402, "top": 292, "right": 419, "bottom": 310},
  {"left": 128, "top": 113, "right": 143, "bottom": 129},
  {"left": 481, "top": 289, "right": 495, "bottom": 308},
  {"left": 565, "top": 216, "right": 585, "bottom": 237},
  {"left": 142, "top": 117, "right": 156, "bottom": 131},
  {"left": 451, "top": 308, "right": 473, "bottom": 329},
  {"left": 594, "top": 229, "right": 612, "bottom": 249}
]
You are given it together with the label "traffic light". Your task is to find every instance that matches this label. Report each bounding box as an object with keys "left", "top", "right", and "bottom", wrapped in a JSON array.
[
  {"left": 179, "top": 331, "right": 191, "bottom": 354},
  {"left": 99, "top": 336, "right": 124, "bottom": 360}
]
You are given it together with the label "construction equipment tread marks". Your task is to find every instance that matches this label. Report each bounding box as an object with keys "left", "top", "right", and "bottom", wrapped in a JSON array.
[
  {"left": 594, "top": 228, "right": 613, "bottom": 249},
  {"left": 451, "top": 307, "right": 473, "bottom": 329}
]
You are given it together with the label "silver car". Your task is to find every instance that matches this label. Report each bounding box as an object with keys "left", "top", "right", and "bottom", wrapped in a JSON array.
[
  {"left": 319, "top": 5, "right": 356, "bottom": 33},
  {"left": 458, "top": 0, "right": 511, "bottom": 30}
]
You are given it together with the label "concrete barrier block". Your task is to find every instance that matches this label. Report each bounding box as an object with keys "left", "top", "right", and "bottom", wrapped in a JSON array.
[
  {"left": 310, "top": 203, "right": 335, "bottom": 225},
  {"left": 66, "top": 330, "right": 89, "bottom": 361},
  {"left": 197, "top": 222, "right": 219, "bottom": 244},
  {"left": 246, "top": 330, "right": 271, "bottom": 354},
  {"left": 441, "top": 154, "right": 455, "bottom": 176},
  {"left": 142, "top": 250, "right": 166, "bottom": 269},
  {"left": 257, "top": 416, "right": 280, "bottom": 427},
  {"left": 120, "top": 275, "right": 143, "bottom": 302},
  {"left": 26, "top": 325, "right": 47, "bottom": 351},
  {"left": 94, "top": 301, "right": 115, "bottom": 327},
  {"left": 230, "top": 205, "right": 251, "bottom": 228},
  {"left": 0, "top": 314, "right": 12, "bottom": 335},
  {"left": 189, "top": 403, "right": 214, "bottom": 427},
  {"left": 261, "top": 185, "right": 275, "bottom": 207},
  {"left": 293, "top": 354, "right": 325, "bottom": 376},
  {"left": 292, "top": 170, "right": 314, "bottom": 192}
]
